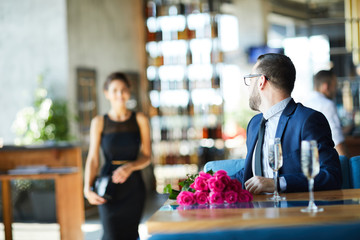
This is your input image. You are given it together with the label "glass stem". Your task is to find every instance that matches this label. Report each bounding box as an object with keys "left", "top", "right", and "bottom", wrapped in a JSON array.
[
  {"left": 308, "top": 178, "right": 315, "bottom": 208},
  {"left": 273, "top": 171, "right": 279, "bottom": 197}
]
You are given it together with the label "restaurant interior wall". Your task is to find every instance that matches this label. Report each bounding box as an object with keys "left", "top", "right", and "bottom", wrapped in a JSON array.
[
  {"left": 0, "top": 0, "right": 68, "bottom": 146},
  {"left": 0, "top": 0, "right": 149, "bottom": 222}
]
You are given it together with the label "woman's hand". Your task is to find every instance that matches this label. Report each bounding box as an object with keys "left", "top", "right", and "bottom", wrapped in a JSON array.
[
  {"left": 85, "top": 190, "right": 107, "bottom": 205},
  {"left": 112, "top": 164, "right": 133, "bottom": 184}
]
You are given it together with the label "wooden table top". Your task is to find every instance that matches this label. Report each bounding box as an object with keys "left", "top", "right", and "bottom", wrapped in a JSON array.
[{"left": 146, "top": 189, "right": 360, "bottom": 234}]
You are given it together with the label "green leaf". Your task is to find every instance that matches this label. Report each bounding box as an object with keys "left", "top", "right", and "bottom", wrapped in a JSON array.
[
  {"left": 163, "top": 184, "right": 173, "bottom": 194},
  {"left": 168, "top": 189, "right": 180, "bottom": 200},
  {"left": 206, "top": 169, "right": 214, "bottom": 175}
]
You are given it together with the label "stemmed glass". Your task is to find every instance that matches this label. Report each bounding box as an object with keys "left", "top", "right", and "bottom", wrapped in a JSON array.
[
  {"left": 300, "top": 140, "right": 324, "bottom": 213},
  {"left": 267, "top": 138, "right": 286, "bottom": 201}
]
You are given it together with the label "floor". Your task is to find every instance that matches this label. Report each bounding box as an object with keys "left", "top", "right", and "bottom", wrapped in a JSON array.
[{"left": 0, "top": 192, "right": 169, "bottom": 240}]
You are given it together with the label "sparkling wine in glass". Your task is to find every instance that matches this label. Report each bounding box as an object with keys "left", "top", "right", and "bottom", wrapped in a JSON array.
[
  {"left": 300, "top": 140, "right": 323, "bottom": 212},
  {"left": 267, "top": 138, "right": 286, "bottom": 201}
]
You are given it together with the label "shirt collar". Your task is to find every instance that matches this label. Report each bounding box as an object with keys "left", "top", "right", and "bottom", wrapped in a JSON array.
[{"left": 263, "top": 97, "right": 292, "bottom": 120}]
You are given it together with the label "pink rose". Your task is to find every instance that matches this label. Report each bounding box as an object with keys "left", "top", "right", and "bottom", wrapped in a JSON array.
[
  {"left": 226, "top": 179, "right": 243, "bottom": 192},
  {"left": 177, "top": 191, "right": 195, "bottom": 206},
  {"left": 213, "top": 170, "right": 227, "bottom": 177},
  {"left": 238, "top": 189, "right": 253, "bottom": 202},
  {"left": 224, "top": 190, "right": 238, "bottom": 204},
  {"left": 198, "top": 171, "right": 212, "bottom": 180},
  {"left": 190, "top": 176, "right": 209, "bottom": 191},
  {"left": 208, "top": 191, "right": 224, "bottom": 204},
  {"left": 216, "top": 174, "right": 231, "bottom": 186},
  {"left": 194, "top": 191, "right": 208, "bottom": 205},
  {"left": 208, "top": 177, "right": 226, "bottom": 192}
]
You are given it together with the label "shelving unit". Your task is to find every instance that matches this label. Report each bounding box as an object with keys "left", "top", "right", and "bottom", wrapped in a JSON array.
[{"left": 144, "top": 0, "right": 234, "bottom": 192}]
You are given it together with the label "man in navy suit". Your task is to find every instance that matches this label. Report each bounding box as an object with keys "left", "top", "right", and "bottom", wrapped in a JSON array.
[{"left": 233, "top": 53, "right": 342, "bottom": 193}]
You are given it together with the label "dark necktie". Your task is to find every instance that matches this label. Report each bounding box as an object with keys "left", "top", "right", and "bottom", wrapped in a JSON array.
[{"left": 254, "top": 117, "right": 267, "bottom": 176}]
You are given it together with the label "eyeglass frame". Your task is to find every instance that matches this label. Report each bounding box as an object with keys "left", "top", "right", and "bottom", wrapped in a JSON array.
[{"left": 243, "top": 74, "right": 269, "bottom": 86}]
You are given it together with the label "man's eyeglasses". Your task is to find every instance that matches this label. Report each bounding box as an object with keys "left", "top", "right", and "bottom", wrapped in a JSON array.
[{"left": 243, "top": 74, "right": 269, "bottom": 86}]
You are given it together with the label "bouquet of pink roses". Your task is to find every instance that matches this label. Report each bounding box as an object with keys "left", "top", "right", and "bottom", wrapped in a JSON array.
[{"left": 164, "top": 170, "right": 253, "bottom": 206}]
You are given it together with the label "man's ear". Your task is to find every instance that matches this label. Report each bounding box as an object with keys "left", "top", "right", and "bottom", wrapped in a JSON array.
[{"left": 258, "top": 75, "right": 267, "bottom": 90}]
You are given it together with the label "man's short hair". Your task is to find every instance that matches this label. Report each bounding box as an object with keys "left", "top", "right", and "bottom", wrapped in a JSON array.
[
  {"left": 313, "top": 70, "right": 335, "bottom": 90},
  {"left": 256, "top": 53, "right": 296, "bottom": 95}
]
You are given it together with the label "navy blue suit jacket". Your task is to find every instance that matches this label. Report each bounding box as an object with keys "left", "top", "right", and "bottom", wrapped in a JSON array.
[{"left": 234, "top": 99, "right": 342, "bottom": 193}]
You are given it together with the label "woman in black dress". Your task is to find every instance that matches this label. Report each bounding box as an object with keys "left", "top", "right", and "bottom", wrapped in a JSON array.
[{"left": 84, "top": 72, "right": 151, "bottom": 240}]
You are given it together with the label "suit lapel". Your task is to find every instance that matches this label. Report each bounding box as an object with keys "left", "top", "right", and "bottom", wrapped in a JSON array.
[
  {"left": 275, "top": 99, "right": 297, "bottom": 139},
  {"left": 244, "top": 115, "right": 262, "bottom": 181}
]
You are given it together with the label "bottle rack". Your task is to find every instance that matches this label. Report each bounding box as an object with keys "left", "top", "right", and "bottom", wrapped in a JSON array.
[{"left": 144, "top": 0, "right": 228, "bottom": 192}]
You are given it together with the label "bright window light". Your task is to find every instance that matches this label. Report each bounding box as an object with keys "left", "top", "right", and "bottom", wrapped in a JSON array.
[
  {"left": 284, "top": 35, "right": 330, "bottom": 102},
  {"left": 160, "top": 90, "right": 189, "bottom": 107},
  {"left": 187, "top": 64, "right": 213, "bottom": 81},
  {"left": 219, "top": 15, "right": 239, "bottom": 51}
]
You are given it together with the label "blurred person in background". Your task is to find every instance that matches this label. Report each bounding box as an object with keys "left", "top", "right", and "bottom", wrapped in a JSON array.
[
  {"left": 302, "top": 70, "right": 347, "bottom": 156},
  {"left": 84, "top": 72, "right": 151, "bottom": 240}
]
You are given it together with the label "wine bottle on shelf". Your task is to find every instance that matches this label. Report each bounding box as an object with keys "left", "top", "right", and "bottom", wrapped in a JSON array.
[
  {"left": 186, "top": 45, "right": 192, "bottom": 65},
  {"left": 211, "top": 71, "right": 221, "bottom": 88},
  {"left": 202, "top": 126, "right": 209, "bottom": 139},
  {"left": 187, "top": 95, "right": 194, "bottom": 116},
  {"left": 155, "top": 54, "right": 164, "bottom": 66},
  {"left": 146, "top": 27, "right": 156, "bottom": 42},
  {"left": 215, "top": 124, "right": 222, "bottom": 139},
  {"left": 179, "top": 1, "right": 185, "bottom": 15},
  {"left": 200, "top": 1, "right": 209, "bottom": 13},
  {"left": 211, "top": 15, "right": 218, "bottom": 38},
  {"left": 155, "top": 29, "right": 163, "bottom": 42},
  {"left": 146, "top": 1, "right": 157, "bottom": 18}
]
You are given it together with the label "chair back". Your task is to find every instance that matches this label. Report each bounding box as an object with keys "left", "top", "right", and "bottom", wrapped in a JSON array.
[
  {"left": 339, "top": 155, "right": 351, "bottom": 189},
  {"left": 350, "top": 156, "right": 360, "bottom": 189},
  {"left": 204, "top": 159, "right": 245, "bottom": 176}
]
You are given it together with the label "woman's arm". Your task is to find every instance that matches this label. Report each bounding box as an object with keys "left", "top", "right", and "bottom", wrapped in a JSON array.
[
  {"left": 112, "top": 112, "right": 152, "bottom": 184},
  {"left": 83, "top": 115, "right": 106, "bottom": 205}
]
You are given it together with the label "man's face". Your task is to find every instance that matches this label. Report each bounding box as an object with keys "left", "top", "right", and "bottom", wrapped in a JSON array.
[
  {"left": 249, "top": 79, "right": 261, "bottom": 111},
  {"left": 326, "top": 76, "right": 337, "bottom": 99},
  {"left": 248, "top": 63, "right": 261, "bottom": 111}
]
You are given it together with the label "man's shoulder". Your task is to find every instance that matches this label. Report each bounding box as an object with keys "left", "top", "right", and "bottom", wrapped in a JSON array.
[
  {"left": 292, "top": 101, "right": 328, "bottom": 122},
  {"left": 249, "top": 113, "right": 263, "bottom": 125}
]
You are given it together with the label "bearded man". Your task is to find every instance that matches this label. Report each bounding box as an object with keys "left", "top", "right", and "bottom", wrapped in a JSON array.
[{"left": 233, "top": 53, "right": 342, "bottom": 194}]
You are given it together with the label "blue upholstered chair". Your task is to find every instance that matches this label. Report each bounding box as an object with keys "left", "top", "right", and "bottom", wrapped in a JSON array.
[
  {"left": 339, "top": 155, "right": 351, "bottom": 189},
  {"left": 204, "top": 156, "right": 351, "bottom": 189},
  {"left": 349, "top": 156, "right": 360, "bottom": 189},
  {"left": 203, "top": 159, "right": 245, "bottom": 176},
  {"left": 148, "top": 221, "right": 360, "bottom": 240}
]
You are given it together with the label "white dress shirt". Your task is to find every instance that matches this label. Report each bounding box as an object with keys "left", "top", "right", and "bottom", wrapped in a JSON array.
[
  {"left": 302, "top": 91, "right": 344, "bottom": 146},
  {"left": 252, "top": 97, "right": 291, "bottom": 191}
]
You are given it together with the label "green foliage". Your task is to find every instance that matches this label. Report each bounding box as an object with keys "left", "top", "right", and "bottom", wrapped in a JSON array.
[
  {"left": 163, "top": 184, "right": 181, "bottom": 200},
  {"left": 163, "top": 169, "right": 214, "bottom": 200},
  {"left": 12, "top": 76, "right": 73, "bottom": 145},
  {"left": 179, "top": 173, "right": 198, "bottom": 192}
]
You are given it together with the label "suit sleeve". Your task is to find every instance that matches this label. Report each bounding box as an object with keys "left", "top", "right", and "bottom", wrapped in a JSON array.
[
  {"left": 283, "top": 111, "right": 342, "bottom": 192},
  {"left": 230, "top": 116, "right": 257, "bottom": 186}
]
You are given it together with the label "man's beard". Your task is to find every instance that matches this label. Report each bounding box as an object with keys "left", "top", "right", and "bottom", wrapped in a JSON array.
[{"left": 249, "top": 87, "right": 261, "bottom": 111}]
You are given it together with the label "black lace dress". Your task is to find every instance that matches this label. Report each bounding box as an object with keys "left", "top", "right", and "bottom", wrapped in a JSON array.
[{"left": 98, "top": 112, "right": 146, "bottom": 240}]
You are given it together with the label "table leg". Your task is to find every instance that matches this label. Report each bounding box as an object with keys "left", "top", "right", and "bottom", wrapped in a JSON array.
[
  {"left": 55, "top": 174, "right": 84, "bottom": 240},
  {"left": 1, "top": 180, "right": 13, "bottom": 240}
]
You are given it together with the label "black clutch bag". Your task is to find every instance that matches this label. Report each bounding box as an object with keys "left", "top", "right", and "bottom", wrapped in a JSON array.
[{"left": 91, "top": 175, "right": 113, "bottom": 200}]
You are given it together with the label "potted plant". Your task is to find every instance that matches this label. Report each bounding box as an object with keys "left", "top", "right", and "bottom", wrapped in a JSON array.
[{"left": 10, "top": 75, "right": 75, "bottom": 222}]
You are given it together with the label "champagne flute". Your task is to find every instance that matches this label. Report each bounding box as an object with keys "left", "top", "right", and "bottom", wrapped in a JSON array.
[
  {"left": 300, "top": 140, "right": 323, "bottom": 213},
  {"left": 267, "top": 138, "right": 286, "bottom": 201}
]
